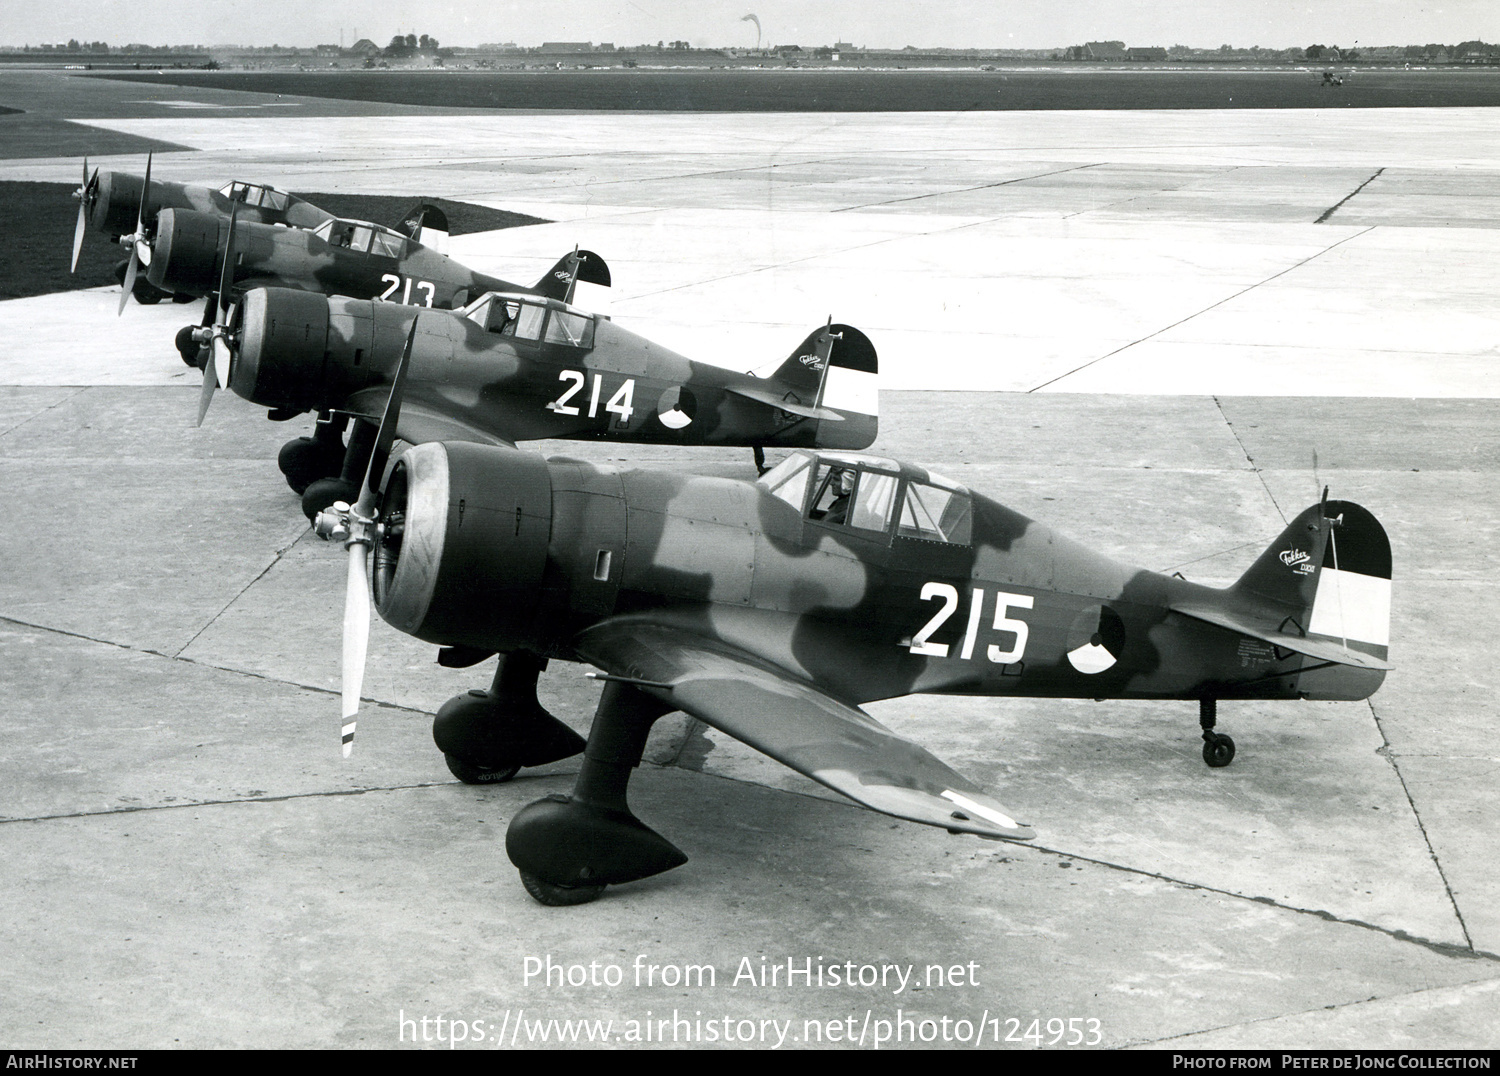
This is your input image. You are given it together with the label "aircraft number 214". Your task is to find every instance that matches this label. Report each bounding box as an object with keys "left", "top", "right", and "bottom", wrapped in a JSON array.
[
  {"left": 909, "top": 582, "right": 1033, "bottom": 663},
  {"left": 547, "top": 370, "right": 636, "bottom": 423}
]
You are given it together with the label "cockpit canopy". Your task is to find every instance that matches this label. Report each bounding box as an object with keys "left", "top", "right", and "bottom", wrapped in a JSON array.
[
  {"left": 312, "top": 218, "right": 407, "bottom": 257},
  {"left": 758, "top": 451, "right": 973, "bottom": 544},
  {"left": 461, "top": 292, "right": 597, "bottom": 349},
  {"left": 218, "top": 181, "right": 292, "bottom": 211}
]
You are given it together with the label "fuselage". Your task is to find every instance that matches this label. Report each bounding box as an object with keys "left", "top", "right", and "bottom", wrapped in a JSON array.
[
  {"left": 379, "top": 446, "right": 1382, "bottom": 709},
  {"left": 233, "top": 291, "right": 877, "bottom": 450},
  {"left": 148, "top": 210, "right": 513, "bottom": 307}
]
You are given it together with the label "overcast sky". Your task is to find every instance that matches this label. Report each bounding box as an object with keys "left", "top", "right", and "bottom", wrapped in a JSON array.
[{"left": 5, "top": 0, "right": 1497, "bottom": 50}]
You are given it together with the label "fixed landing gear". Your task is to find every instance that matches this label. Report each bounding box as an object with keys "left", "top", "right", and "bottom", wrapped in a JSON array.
[
  {"left": 278, "top": 413, "right": 349, "bottom": 495},
  {"left": 1199, "top": 698, "right": 1236, "bottom": 768},
  {"left": 434, "top": 652, "right": 586, "bottom": 786},
  {"left": 300, "top": 417, "right": 374, "bottom": 518},
  {"left": 506, "top": 681, "right": 687, "bottom": 906}
]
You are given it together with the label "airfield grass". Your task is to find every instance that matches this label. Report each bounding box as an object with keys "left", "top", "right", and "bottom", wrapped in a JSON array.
[
  {"left": 91, "top": 66, "right": 1500, "bottom": 111},
  {"left": 1, "top": 183, "right": 547, "bottom": 301}
]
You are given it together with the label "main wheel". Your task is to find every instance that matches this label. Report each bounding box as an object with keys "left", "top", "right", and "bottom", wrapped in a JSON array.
[
  {"left": 301, "top": 476, "right": 360, "bottom": 521},
  {"left": 278, "top": 438, "right": 344, "bottom": 495},
  {"left": 175, "top": 325, "right": 202, "bottom": 367},
  {"left": 519, "top": 870, "right": 605, "bottom": 907},
  {"left": 1202, "top": 733, "right": 1236, "bottom": 768},
  {"left": 443, "top": 753, "right": 520, "bottom": 785}
]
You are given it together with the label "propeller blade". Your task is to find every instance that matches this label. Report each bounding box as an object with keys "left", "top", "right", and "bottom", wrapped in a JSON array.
[
  {"left": 217, "top": 204, "right": 239, "bottom": 321},
  {"left": 328, "top": 315, "right": 417, "bottom": 757},
  {"left": 341, "top": 540, "right": 371, "bottom": 757},
  {"left": 136, "top": 152, "right": 152, "bottom": 236},
  {"left": 195, "top": 346, "right": 218, "bottom": 427},
  {"left": 356, "top": 316, "right": 420, "bottom": 514},
  {"left": 117, "top": 244, "right": 139, "bottom": 316},
  {"left": 212, "top": 333, "right": 230, "bottom": 390},
  {"left": 70, "top": 199, "right": 87, "bottom": 273}
]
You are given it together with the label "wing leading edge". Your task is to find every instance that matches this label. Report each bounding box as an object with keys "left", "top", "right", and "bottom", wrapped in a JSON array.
[{"left": 574, "top": 620, "right": 1035, "bottom": 841}]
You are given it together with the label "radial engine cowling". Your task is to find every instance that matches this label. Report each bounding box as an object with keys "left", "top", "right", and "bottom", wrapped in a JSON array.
[
  {"left": 229, "top": 287, "right": 332, "bottom": 413},
  {"left": 90, "top": 171, "right": 144, "bottom": 238},
  {"left": 146, "top": 207, "right": 222, "bottom": 294},
  {"left": 372, "top": 442, "right": 554, "bottom": 653}
]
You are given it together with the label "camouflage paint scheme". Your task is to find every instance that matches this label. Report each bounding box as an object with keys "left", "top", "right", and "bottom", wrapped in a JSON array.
[
  {"left": 231, "top": 288, "right": 879, "bottom": 452},
  {"left": 82, "top": 171, "right": 333, "bottom": 241},
  {"left": 146, "top": 209, "right": 594, "bottom": 310},
  {"left": 353, "top": 440, "right": 1390, "bottom": 895}
]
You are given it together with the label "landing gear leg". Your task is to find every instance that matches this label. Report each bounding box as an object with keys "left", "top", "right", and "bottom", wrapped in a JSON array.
[
  {"left": 1200, "top": 698, "right": 1235, "bottom": 768},
  {"left": 434, "top": 652, "right": 586, "bottom": 784},
  {"left": 277, "top": 413, "right": 348, "bottom": 495},
  {"left": 507, "top": 681, "right": 686, "bottom": 905},
  {"left": 753, "top": 445, "right": 768, "bottom": 476},
  {"left": 301, "top": 417, "right": 374, "bottom": 520}
]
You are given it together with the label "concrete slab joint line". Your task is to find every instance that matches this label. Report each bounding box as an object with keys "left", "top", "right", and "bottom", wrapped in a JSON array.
[
  {"left": 832, "top": 161, "right": 1106, "bottom": 212},
  {"left": 1213, "top": 394, "right": 1287, "bottom": 525},
  {"left": 1366, "top": 697, "right": 1478, "bottom": 952},
  {"left": 1316, "top": 167, "right": 1388, "bottom": 225},
  {"left": 1029, "top": 226, "right": 1378, "bottom": 392}
]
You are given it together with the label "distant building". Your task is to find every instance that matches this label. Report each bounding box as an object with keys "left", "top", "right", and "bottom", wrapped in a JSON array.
[
  {"left": 538, "top": 42, "right": 593, "bottom": 53},
  {"left": 1126, "top": 46, "right": 1167, "bottom": 61},
  {"left": 1085, "top": 40, "right": 1128, "bottom": 60}
]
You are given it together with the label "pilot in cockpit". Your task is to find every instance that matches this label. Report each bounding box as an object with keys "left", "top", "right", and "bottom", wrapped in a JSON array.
[{"left": 820, "top": 468, "right": 855, "bottom": 525}]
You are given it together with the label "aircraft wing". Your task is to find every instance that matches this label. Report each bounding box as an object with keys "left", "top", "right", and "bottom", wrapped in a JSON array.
[
  {"left": 574, "top": 620, "right": 1035, "bottom": 841},
  {"left": 340, "top": 388, "right": 517, "bottom": 449},
  {"left": 723, "top": 385, "right": 845, "bottom": 421},
  {"left": 1169, "top": 601, "right": 1393, "bottom": 671}
]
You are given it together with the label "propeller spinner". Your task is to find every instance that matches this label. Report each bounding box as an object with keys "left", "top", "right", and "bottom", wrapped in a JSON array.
[{"left": 311, "top": 317, "right": 421, "bottom": 756}]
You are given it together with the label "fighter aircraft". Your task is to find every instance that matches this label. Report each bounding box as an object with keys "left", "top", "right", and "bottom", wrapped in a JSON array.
[
  {"left": 206, "top": 285, "right": 878, "bottom": 520},
  {"left": 70, "top": 156, "right": 337, "bottom": 267},
  {"left": 69, "top": 156, "right": 342, "bottom": 304},
  {"left": 311, "top": 335, "right": 1392, "bottom": 905}
]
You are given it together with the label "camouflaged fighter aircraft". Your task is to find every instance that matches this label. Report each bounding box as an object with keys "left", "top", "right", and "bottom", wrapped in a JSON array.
[
  {"left": 205, "top": 285, "right": 878, "bottom": 521},
  {"left": 69, "top": 155, "right": 343, "bottom": 306},
  {"left": 311, "top": 332, "right": 1392, "bottom": 905}
]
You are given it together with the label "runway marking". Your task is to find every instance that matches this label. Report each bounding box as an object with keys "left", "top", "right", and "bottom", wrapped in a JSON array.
[
  {"left": 1316, "top": 167, "right": 1387, "bottom": 224},
  {"left": 1027, "top": 225, "right": 1378, "bottom": 392}
]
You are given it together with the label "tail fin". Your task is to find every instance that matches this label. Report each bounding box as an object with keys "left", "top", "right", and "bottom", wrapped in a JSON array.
[
  {"left": 532, "top": 249, "right": 611, "bottom": 303},
  {"left": 1171, "top": 498, "right": 1391, "bottom": 694},
  {"left": 1232, "top": 499, "right": 1391, "bottom": 663},
  {"left": 764, "top": 323, "right": 878, "bottom": 450},
  {"left": 398, "top": 203, "right": 449, "bottom": 254}
]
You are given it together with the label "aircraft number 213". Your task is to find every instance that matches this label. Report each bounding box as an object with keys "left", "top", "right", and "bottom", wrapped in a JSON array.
[{"left": 379, "top": 274, "right": 437, "bottom": 307}]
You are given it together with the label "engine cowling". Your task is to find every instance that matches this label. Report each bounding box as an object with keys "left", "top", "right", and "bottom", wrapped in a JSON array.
[
  {"left": 146, "top": 207, "right": 221, "bottom": 294},
  {"left": 230, "top": 287, "right": 334, "bottom": 413},
  {"left": 372, "top": 442, "right": 553, "bottom": 652},
  {"left": 90, "top": 171, "right": 143, "bottom": 238}
]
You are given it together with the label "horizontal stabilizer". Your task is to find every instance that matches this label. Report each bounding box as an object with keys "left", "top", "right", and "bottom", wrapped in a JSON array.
[
  {"left": 1170, "top": 601, "right": 1392, "bottom": 671},
  {"left": 576, "top": 620, "right": 1034, "bottom": 841},
  {"left": 725, "top": 384, "right": 844, "bottom": 421}
]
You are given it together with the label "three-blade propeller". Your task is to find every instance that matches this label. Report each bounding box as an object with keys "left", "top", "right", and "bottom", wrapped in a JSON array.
[
  {"left": 69, "top": 157, "right": 98, "bottom": 274},
  {"left": 116, "top": 153, "right": 154, "bottom": 316},
  {"left": 312, "top": 315, "right": 420, "bottom": 756}
]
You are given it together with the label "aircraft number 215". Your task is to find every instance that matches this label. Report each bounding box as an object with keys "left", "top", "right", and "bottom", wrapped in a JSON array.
[{"left": 909, "top": 582, "right": 1033, "bottom": 663}]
